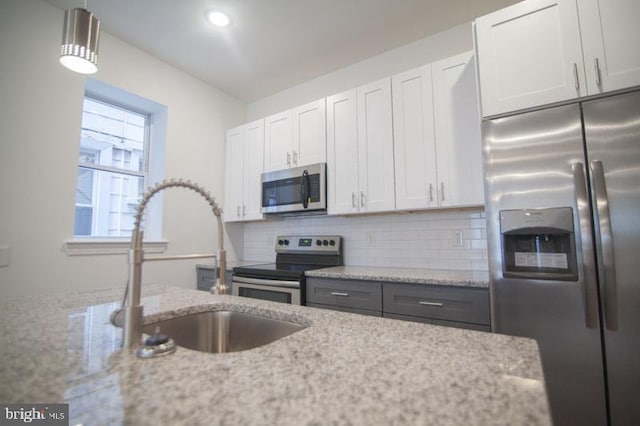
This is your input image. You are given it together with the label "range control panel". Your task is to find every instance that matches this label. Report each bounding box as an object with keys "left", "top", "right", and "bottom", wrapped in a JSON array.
[{"left": 275, "top": 235, "right": 342, "bottom": 254}]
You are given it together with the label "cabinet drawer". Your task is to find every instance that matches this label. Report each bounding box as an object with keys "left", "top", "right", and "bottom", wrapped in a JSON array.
[
  {"left": 306, "top": 278, "right": 382, "bottom": 311},
  {"left": 308, "top": 302, "right": 382, "bottom": 317},
  {"left": 383, "top": 283, "right": 489, "bottom": 325}
]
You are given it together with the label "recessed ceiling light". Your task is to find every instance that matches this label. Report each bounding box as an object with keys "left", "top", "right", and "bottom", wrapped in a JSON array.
[{"left": 207, "top": 10, "right": 230, "bottom": 27}]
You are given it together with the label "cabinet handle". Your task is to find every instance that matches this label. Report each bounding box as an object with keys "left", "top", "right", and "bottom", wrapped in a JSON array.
[
  {"left": 236, "top": 205, "right": 241, "bottom": 217},
  {"left": 351, "top": 192, "right": 356, "bottom": 208},
  {"left": 419, "top": 301, "right": 443, "bottom": 307},
  {"left": 330, "top": 292, "right": 349, "bottom": 297},
  {"left": 292, "top": 150, "right": 298, "bottom": 165},
  {"left": 594, "top": 58, "right": 602, "bottom": 87},
  {"left": 440, "top": 182, "right": 445, "bottom": 202},
  {"left": 429, "top": 183, "right": 434, "bottom": 202},
  {"left": 360, "top": 191, "right": 365, "bottom": 208},
  {"left": 287, "top": 152, "right": 291, "bottom": 167},
  {"left": 242, "top": 205, "right": 246, "bottom": 216},
  {"left": 573, "top": 63, "right": 580, "bottom": 90}
]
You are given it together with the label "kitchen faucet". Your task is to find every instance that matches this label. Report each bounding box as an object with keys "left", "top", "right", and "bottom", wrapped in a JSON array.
[{"left": 111, "top": 179, "right": 228, "bottom": 357}]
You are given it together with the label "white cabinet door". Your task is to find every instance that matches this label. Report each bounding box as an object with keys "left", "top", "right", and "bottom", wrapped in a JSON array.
[
  {"left": 223, "top": 126, "right": 245, "bottom": 222},
  {"left": 243, "top": 119, "right": 264, "bottom": 221},
  {"left": 327, "top": 90, "right": 359, "bottom": 215},
  {"left": 475, "top": 0, "right": 585, "bottom": 117},
  {"left": 432, "top": 51, "right": 484, "bottom": 207},
  {"left": 357, "top": 78, "right": 396, "bottom": 213},
  {"left": 392, "top": 65, "right": 437, "bottom": 210},
  {"left": 264, "top": 110, "right": 292, "bottom": 172},
  {"left": 578, "top": 0, "right": 640, "bottom": 95},
  {"left": 292, "top": 99, "right": 326, "bottom": 168}
]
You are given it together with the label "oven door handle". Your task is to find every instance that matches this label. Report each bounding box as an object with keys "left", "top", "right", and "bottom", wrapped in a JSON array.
[{"left": 232, "top": 276, "right": 301, "bottom": 288}]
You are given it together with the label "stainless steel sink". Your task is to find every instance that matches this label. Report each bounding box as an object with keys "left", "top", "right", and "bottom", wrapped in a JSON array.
[{"left": 143, "top": 310, "right": 306, "bottom": 353}]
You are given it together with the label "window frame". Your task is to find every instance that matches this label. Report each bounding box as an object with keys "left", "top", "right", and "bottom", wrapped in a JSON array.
[{"left": 65, "top": 79, "right": 168, "bottom": 255}]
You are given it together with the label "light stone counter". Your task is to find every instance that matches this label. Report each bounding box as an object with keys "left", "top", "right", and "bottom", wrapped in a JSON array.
[
  {"left": 0, "top": 286, "right": 549, "bottom": 425},
  {"left": 306, "top": 266, "right": 490, "bottom": 288}
]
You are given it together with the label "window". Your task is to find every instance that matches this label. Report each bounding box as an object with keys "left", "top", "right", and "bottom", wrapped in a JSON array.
[
  {"left": 74, "top": 97, "right": 148, "bottom": 237},
  {"left": 69, "top": 79, "right": 167, "bottom": 249}
]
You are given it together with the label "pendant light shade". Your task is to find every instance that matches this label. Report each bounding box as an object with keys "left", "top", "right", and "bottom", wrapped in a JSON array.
[{"left": 59, "top": 8, "right": 101, "bottom": 74}]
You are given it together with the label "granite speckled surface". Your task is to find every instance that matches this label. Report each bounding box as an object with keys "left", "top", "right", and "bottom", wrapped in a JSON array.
[
  {"left": 305, "top": 266, "right": 490, "bottom": 288},
  {"left": 0, "top": 286, "right": 549, "bottom": 425}
]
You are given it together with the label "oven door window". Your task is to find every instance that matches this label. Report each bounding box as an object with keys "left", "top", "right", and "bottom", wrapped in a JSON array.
[{"left": 238, "top": 287, "right": 292, "bottom": 304}]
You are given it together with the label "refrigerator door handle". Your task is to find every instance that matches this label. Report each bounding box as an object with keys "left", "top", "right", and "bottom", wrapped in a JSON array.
[
  {"left": 590, "top": 160, "right": 619, "bottom": 330},
  {"left": 572, "top": 162, "right": 599, "bottom": 329}
]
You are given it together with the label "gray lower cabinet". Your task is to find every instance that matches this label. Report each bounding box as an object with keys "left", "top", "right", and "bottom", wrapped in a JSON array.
[
  {"left": 196, "top": 266, "right": 233, "bottom": 292},
  {"left": 383, "top": 283, "right": 490, "bottom": 331},
  {"left": 306, "top": 276, "right": 490, "bottom": 331},
  {"left": 306, "top": 278, "right": 382, "bottom": 316}
]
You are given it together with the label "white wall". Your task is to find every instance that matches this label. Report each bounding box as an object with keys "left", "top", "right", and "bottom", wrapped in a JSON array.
[
  {"left": 0, "top": 0, "right": 246, "bottom": 300},
  {"left": 244, "top": 21, "right": 487, "bottom": 274},
  {"left": 247, "top": 23, "right": 473, "bottom": 120}
]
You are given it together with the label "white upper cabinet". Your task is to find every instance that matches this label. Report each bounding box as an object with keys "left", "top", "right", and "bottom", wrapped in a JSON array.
[
  {"left": 264, "top": 99, "right": 326, "bottom": 172},
  {"left": 474, "top": 0, "right": 586, "bottom": 117},
  {"left": 224, "top": 125, "right": 245, "bottom": 222},
  {"left": 475, "top": 0, "right": 640, "bottom": 117},
  {"left": 432, "top": 51, "right": 484, "bottom": 207},
  {"left": 392, "top": 65, "right": 438, "bottom": 210},
  {"left": 357, "top": 78, "right": 396, "bottom": 213},
  {"left": 292, "top": 99, "right": 327, "bottom": 168},
  {"left": 326, "top": 79, "right": 395, "bottom": 215},
  {"left": 577, "top": 0, "right": 640, "bottom": 95},
  {"left": 264, "top": 110, "right": 292, "bottom": 172},
  {"left": 224, "top": 119, "right": 264, "bottom": 222},
  {"left": 242, "top": 119, "right": 265, "bottom": 221},
  {"left": 326, "top": 89, "right": 359, "bottom": 215}
]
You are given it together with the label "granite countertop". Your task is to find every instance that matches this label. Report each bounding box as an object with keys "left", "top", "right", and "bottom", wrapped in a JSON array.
[
  {"left": 0, "top": 286, "right": 549, "bottom": 425},
  {"left": 306, "top": 266, "right": 490, "bottom": 288}
]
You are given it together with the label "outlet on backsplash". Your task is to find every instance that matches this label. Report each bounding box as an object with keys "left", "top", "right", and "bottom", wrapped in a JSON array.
[
  {"left": 453, "top": 230, "right": 464, "bottom": 248},
  {"left": 367, "top": 232, "right": 375, "bottom": 248}
]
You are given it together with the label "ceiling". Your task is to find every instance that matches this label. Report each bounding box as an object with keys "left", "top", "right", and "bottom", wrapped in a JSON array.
[{"left": 44, "top": 0, "right": 517, "bottom": 103}]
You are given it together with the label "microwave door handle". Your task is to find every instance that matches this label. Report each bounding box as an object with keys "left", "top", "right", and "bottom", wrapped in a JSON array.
[{"left": 301, "top": 169, "right": 310, "bottom": 209}]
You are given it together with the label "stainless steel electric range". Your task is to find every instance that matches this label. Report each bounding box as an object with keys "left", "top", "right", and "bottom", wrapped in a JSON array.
[{"left": 232, "top": 235, "right": 342, "bottom": 305}]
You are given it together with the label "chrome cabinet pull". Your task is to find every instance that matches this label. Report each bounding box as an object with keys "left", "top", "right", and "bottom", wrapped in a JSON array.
[
  {"left": 590, "top": 160, "right": 618, "bottom": 330},
  {"left": 351, "top": 192, "right": 356, "bottom": 208},
  {"left": 419, "top": 301, "right": 443, "bottom": 307},
  {"left": 440, "top": 182, "right": 445, "bottom": 202},
  {"left": 360, "top": 191, "right": 365, "bottom": 208},
  {"left": 572, "top": 162, "right": 599, "bottom": 328},
  {"left": 292, "top": 150, "right": 298, "bottom": 165},
  {"left": 594, "top": 58, "right": 602, "bottom": 87},
  {"left": 330, "top": 292, "right": 349, "bottom": 297},
  {"left": 429, "top": 183, "right": 434, "bottom": 202},
  {"left": 573, "top": 63, "right": 580, "bottom": 90},
  {"left": 286, "top": 152, "right": 291, "bottom": 167}
]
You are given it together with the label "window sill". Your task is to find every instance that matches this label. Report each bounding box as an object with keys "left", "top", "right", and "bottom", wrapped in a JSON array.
[{"left": 63, "top": 239, "right": 168, "bottom": 256}]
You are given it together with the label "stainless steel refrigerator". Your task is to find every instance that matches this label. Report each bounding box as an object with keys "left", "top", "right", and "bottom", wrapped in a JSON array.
[{"left": 482, "top": 89, "right": 640, "bottom": 426}]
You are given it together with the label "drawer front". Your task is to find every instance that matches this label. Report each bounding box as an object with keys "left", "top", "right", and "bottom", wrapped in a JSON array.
[
  {"left": 197, "top": 268, "right": 217, "bottom": 291},
  {"left": 383, "top": 312, "right": 432, "bottom": 325},
  {"left": 306, "top": 278, "right": 382, "bottom": 311},
  {"left": 307, "top": 302, "right": 382, "bottom": 317},
  {"left": 383, "top": 283, "right": 490, "bottom": 325}
]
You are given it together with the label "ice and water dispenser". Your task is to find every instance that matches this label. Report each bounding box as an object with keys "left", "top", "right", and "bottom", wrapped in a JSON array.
[{"left": 500, "top": 207, "right": 578, "bottom": 281}]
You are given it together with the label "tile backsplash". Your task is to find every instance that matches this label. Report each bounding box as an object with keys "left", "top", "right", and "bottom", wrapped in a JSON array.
[{"left": 243, "top": 208, "right": 488, "bottom": 272}]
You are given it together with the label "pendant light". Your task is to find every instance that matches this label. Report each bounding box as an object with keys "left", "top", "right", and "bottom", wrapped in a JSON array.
[{"left": 59, "top": 1, "right": 101, "bottom": 74}]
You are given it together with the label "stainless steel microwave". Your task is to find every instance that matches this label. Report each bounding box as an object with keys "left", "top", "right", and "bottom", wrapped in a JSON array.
[{"left": 261, "top": 163, "right": 326, "bottom": 214}]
